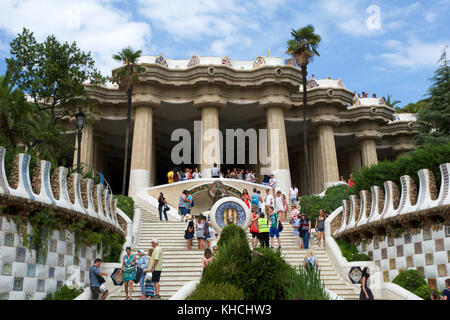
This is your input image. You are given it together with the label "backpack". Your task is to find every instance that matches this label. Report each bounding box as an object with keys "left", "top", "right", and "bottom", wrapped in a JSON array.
[{"left": 251, "top": 194, "right": 259, "bottom": 205}]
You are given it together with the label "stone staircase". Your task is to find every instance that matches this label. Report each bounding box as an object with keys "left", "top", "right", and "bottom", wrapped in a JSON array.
[{"left": 108, "top": 199, "right": 360, "bottom": 300}]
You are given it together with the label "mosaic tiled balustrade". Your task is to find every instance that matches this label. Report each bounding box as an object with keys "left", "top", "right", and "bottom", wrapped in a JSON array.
[{"left": 331, "top": 163, "right": 450, "bottom": 290}]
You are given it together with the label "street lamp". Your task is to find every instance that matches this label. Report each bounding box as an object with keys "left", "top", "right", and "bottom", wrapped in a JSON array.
[{"left": 75, "top": 107, "right": 86, "bottom": 174}]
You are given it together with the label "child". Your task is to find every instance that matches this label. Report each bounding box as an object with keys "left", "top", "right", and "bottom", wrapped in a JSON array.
[{"left": 202, "top": 248, "right": 215, "bottom": 275}]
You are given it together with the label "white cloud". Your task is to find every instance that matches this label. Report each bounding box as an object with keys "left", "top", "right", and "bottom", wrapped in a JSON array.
[
  {"left": 136, "top": 0, "right": 285, "bottom": 55},
  {"left": 373, "top": 39, "right": 449, "bottom": 69},
  {"left": 0, "top": 0, "right": 151, "bottom": 76}
]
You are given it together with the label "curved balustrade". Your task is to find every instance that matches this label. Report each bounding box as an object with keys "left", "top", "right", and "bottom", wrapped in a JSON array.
[
  {"left": 334, "top": 163, "right": 450, "bottom": 238},
  {"left": 0, "top": 146, "right": 123, "bottom": 235}
]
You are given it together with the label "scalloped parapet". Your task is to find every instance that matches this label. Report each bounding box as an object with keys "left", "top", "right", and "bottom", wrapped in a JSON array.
[
  {"left": 0, "top": 146, "right": 123, "bottom": 235},
  {"left": 334, "top": 163, "right": 450, "bottom": 238},
  {"left": 438, "top": 163, "right": 450, "bottom": 206},
  {"left": 367, "top": 185, "right": 384, "bottom": 223},
  {"left": 356, "top": 190, "right": 371, "bottom": 227}
]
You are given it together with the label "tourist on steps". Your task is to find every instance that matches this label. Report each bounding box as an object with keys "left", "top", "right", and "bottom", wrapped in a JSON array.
[
  {"left": 202, "top": 248, "right": 215, "bottom": 275},
  {"left": 264, "top": 188, "right": 273, "bottom": 215},
  {"left": 300, "top": 213, "right": 311, "bottom": 249},
  {"left": 148, "top": 239, "right": 162, "bottom": 299},
  {"left": 196, "top": 214, "right": 206, "bottom": 250},
  {"left": 211, "top": 163, "right": 220, "bottom": 178},
  {"left": 185, "top": 217, "right": 195, "bottom": 250},
  {"left": 257, "top": 212, "right": 270, "bottom": 248},
  {"left": 269, "top": 206, "right": 282, "bottom": 250},
  {"left": 137, "top": 249, "right": 149, "bottom": 300},
  {"left": 315, "top": 210, "right": 326, "bottom": 248},
  {"left": 359, "top": 267, "right": 374, "bottom": 300},
  {"left": 158, "top": 192, "right": 169, "bottom": 221},
  {"left": 304, "top": 249, "right": 319, "bottom": 272},
  {"left": 291, "top": 213, "right": 302, "bottom": 250},
  {"left": 89, "top": 258, "right": 109, "bottom": 300},
  {"left": 178, "top": 190, "right": 189, "bottom": 222},
  {"left": 203, "top": 215, "right": 212, "bottom": 248},
  {"left": 250, "top": 205, "right": 260, "bottom": 249},
  {"left": 119, "top": 247, "right": 136, "bottom": 300},
  {"left": 241, "top": 189, "right": 251, "bottom": 208}
]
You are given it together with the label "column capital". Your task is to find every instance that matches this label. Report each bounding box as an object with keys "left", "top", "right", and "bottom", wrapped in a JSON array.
[
  {"left": 259, "top": 101, "right": 291, "bottom": 112},
  {"left": 193, "top": 96, "right": 227, "bottom": 110},
  {"left": 132, "top": 100, "right": 161, "bottom": 109}
]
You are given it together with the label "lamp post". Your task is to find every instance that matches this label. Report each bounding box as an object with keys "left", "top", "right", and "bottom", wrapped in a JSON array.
[{"left": 75, "top": 107, "right": 86, "bottom": 174}]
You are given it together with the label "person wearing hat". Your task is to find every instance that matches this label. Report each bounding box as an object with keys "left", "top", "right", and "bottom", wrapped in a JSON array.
[
  {"left": 148, "top": 239, "right": 163, "bottom": 299},
  {"left": 137, "top": 249, "right": 149, "bottom": 300}
]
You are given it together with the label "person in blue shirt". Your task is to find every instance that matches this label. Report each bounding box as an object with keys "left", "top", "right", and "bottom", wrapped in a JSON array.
[
  {"left": 137, "top": 249, "right": 149, "bottom": 300},
  {"left": 443, "top": 278, "right": 450, "bottom": 300},
  {"left": 89, "top": 258, "right": 109, "bottom": 300},
  {"left": 251, "top": 188, "right": 262, "bottom": 212}
]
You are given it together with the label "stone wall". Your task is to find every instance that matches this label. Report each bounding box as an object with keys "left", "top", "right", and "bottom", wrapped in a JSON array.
[
  {"left": 0, "top": 216, "right": 101, "bottom": 300},
  {"left": 356, "top": 225, "right": 449, "bottom": 290},
  {"left": 331, "top": 162, "right": 450, "bottom": 291}
]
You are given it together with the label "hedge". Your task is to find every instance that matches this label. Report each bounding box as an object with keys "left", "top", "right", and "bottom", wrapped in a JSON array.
[
  {"left": 351, "top": 142, "right": 450, "bottom": 195},
  {"left": 114, "top": 195, "right": 134, "bottom": 220},
  {"left": 392, "top": 269, "right": 431, "bottom": 300},
  {"left": 299, "top": 184, "right": 353, "bottom": 222},
  {"left": 335, "top": 238, "right": 371, "bottom": 262}
]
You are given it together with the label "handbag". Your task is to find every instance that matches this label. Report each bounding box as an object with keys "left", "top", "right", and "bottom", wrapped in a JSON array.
[
  {"left": 110, "top": 268, "right": 123, "bottom": 286},
  {"left": 278, "top": 221, "right": 284, "bottom": 233},
  {"left": 97, "top": 274, "right": 105, "bottom": 284},
  {"left": 134, "top": 267, "right": 143, "bottom": 283},
  {"left": 163, "top": 204, "right": 170, "bottom": 212}
]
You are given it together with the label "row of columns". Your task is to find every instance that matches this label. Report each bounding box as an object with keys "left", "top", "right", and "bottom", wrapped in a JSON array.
[{"left": 73, "top": 104, "right": 379, "bottom": 197}]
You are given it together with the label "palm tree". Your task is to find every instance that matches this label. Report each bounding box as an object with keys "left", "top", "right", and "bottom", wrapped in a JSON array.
[
  {"left": 384, "top": 94, "right": 401, "bottom": 109},
  {"left": 112, "top": 47, "right": 144, "bottom": 195},
  {"left": 286, "top": 25, "right": 321, "bottom": 194}
]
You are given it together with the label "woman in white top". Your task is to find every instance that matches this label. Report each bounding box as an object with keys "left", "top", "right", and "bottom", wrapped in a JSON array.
[
  {"left": 193, "top": 168, "right": 201, "bottom": 179},
  {"left": 275, "top": 190, "right": 284, "bottom": 213},
  {"left": 264, "top": 189, "right": 273, "bottom": 214}
]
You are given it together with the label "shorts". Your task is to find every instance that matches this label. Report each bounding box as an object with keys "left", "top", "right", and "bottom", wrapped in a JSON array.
[
  {"left": 317, "top": 227, "right": 324, "bottom": 232},
  {"left": 152, "top": 271, "right": 161, "bottom": 283},
  {"left": 90, "top": 285, "right": 107, "bottom": 299},
  {"left": 251, "top": 232, "right": 259, "bottom": 238},
  {"left": 179, "top": 207, "right": 188, "bottom": 216},
  {"left": 269, "top": 226, "right": 280, "bottom": 238},
  {"left": 185, "top": 233, "right": 193, "bottom": 240}
]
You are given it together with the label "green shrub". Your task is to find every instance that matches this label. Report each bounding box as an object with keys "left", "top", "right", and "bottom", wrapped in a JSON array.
[
  {"left": 392, "top": 269, "right": 428, "bottom": 296},
  {"left": 285, "top": 266, "right": 329, "bottom": 300},
  {"left": 352, "top": 142, "right": 450, "bottom": 194},
  {"left": 217, "top": 224, "right": 248, "bottom": 248},
  {"left": 299, "top": 184, "right": 352, "bottom": 222},
  {"left": 114, "top": 195, "right": 134, "bottom": 220},
  {"left": 189, "top": 282, "right": 245, "bottom": 300},
  {"left": 336, "top": 238, "right": 371, "bottom": 262},
  {"left": 413, "top": 284, "right": 432, "bottom": 300},
  {"left": 43, "top": 285, "right": 83, "bottom": 300}
]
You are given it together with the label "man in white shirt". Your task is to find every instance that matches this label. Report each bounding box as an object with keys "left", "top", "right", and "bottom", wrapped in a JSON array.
[
  {"left": 264, "top": 188, "right": 273, "bottom": 214},
  {"left": 289, "top": 185, "right": 299, "bottom": 205}
]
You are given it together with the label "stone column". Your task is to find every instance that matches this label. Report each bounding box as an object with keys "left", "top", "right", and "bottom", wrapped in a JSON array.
[
  {"left": 349, "top": 149, "right": 362, "bottom": 174},
  {"left": 151, "top": 140, "right": 156, "bottom": 187},
  {"left": 361, "top": 139, "right": 378, "bottom": 167},
  {"left": 200, "top": 106, "right": 221, "bottom": 178},
  {"left": 128, "top": 104, "right": 155, "bottom": 196},
  {"left": 266, "top": 106, "right": 291, "bottom": 196},
  {"left": 73, "top": 123, "right": 94, "bottom": 169},
  {"left": 318, "top": 124, "right": 339, "bottom": 189}
]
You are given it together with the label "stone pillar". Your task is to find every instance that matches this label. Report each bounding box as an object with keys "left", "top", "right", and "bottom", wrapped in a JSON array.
[
  {"left": 266, "top": 106, "right": 291, "bottom": 196},
  {"left": 73, "top": 123, "right": 94, "bottom": 169},
  {"left": 151, "top": 140, "right": 156, "bottom": 187},
  {"left": 200, "top": 106, "right": 221, "bottom": 178},
  {"left": 128, "top": 104, "right": 155, "bottom": 196},
  {"left": 361, "top": 139, "right": 378, "bottom": 167},
  {"left": 349, "top": 149, "right": 362, "bottom": 174},
  {"left": 317, "top": 124, "right": 339, "bottom": 189}
]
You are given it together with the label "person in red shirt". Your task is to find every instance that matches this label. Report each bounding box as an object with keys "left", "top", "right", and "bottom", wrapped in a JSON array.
[{"left": 348, "top": 173, "right": 355, "bottom": 188}]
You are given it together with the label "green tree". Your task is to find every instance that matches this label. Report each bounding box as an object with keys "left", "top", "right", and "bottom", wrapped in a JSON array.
[
  {"left": 286, "top": 25, "right": 321, "bottom": 194},
  {"left": 395, "top": 98, "right": 430, "bottom": 114},
  {"left": 416, "top": 49, "right": 450, "bottom": 146},
  {"left": 384, "top": 94, "right": 401, "bottom": 109},
  {"left": 111, "top": 47, "right": 144, "bottom": 195},
  {"left": 7, "top": 28, "right": 104, "bottom": 126}
]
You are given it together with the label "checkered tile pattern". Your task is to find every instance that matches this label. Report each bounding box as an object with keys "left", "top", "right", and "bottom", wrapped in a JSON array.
[
  {"left": 357, "top": 226, "right": 450, "bottom": 291},
  {"left": 0, "top": 216, "right": 102, "bottom": 300}
]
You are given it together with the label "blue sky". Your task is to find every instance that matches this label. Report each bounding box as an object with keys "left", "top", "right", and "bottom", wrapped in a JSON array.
[{"left": 0, "top": 0, "right": 449, "bottom": 106}]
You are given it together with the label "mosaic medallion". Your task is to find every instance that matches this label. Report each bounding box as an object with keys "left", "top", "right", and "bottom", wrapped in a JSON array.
[
  {"left": 221, "top": 56, "right": 232, "bottom": 67},
  {"left": 306, "top": 79, "right": 319, "bottom": 89},
  {"left": 154, "top": 55, "right": 168, "bottom": 67},
  {"left": 4, "top": 232, "right": 14, "bottom": 247},
  {"left": 13, "top": 277, "right": 23, "bottom": 291},
  {"left": 27, "top": 264, "right": 36, "bottom": 277},
  {"left": 2, "top": 262, "right": 12, "bottom": 276},
  {"left": 348, "top": 266, "right": 362, "bottom": 284},
  {"left": 215, "top": 201, "right": 246, "bottom": 228},
  {"left": 37, "top": 279, "right": 45, "bottom": 292},
  {"left": 16, "top": 247, "right": 26, "bottom": 262},
  {"left": 187, "top": 54, "right": 200, "bottom": 68},
  {"left": 253, "top": 56, "right": 265, "bottom": 68},
  {"left": 337, "top": 78, "right": 345, "bottom": 87}
]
